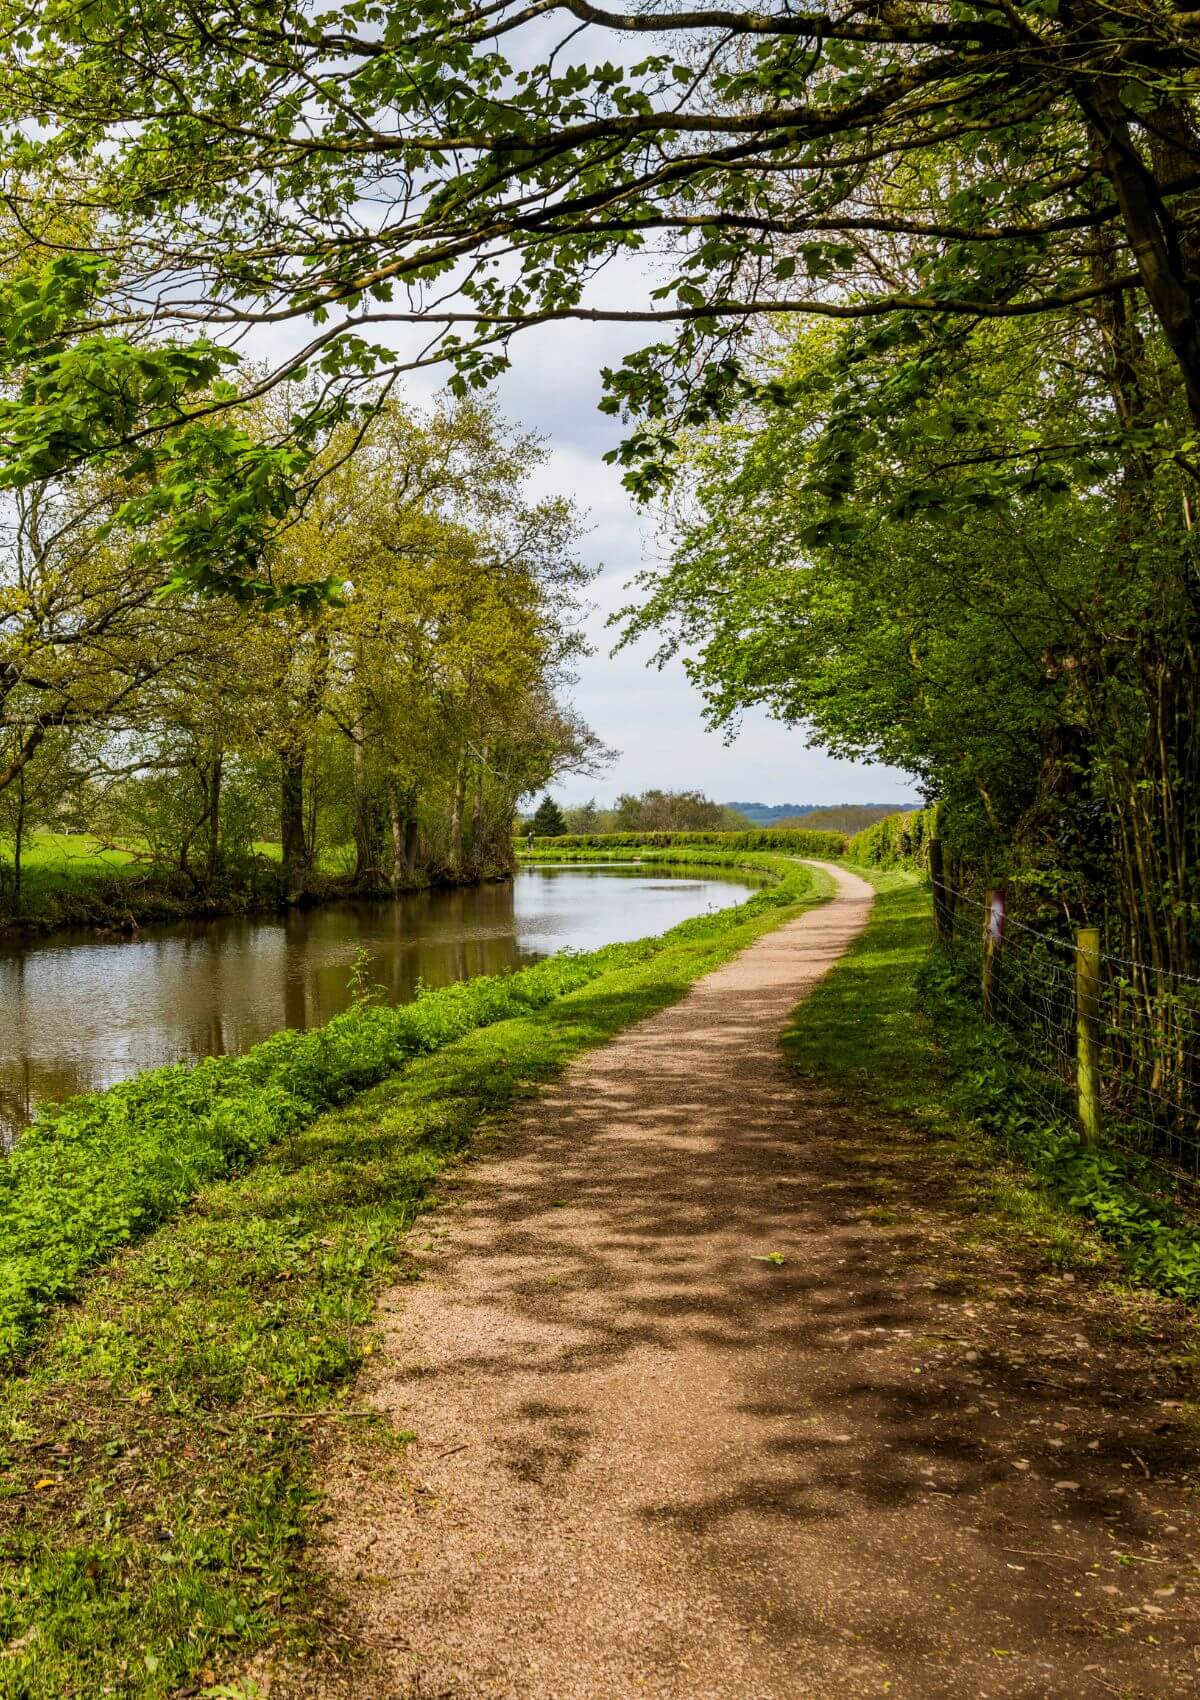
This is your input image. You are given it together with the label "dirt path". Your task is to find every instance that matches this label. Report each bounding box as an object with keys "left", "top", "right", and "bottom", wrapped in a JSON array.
[{"left": 295, "top": 863, "right": 1197, "bottom": 1700}]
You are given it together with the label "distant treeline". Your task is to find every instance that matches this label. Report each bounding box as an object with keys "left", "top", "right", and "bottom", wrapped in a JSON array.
[
  {"left": 728, "top": 801, "right": 912, "bottom": 830},
  {"left": 522, "top": 789, "right": 905, "bottom": 840}
]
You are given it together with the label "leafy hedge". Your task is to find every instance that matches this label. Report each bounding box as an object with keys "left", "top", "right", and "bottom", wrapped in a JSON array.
[
  {"left": 847, "top": 807, "right": 936, "bottom": 869},
  {"left": 0, "top": 853, "right": 813, "bottom": 1365},
  {"left": 520, "top": 827, "right": 848, "bottom": 857},
  {"left": 919, "top": 950, "right": 1200, "bottom": 1298}
]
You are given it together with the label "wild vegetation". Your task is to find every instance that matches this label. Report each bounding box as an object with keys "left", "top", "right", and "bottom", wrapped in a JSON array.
[{"left": 0, "top": 399, "right": 600, "bottom": 924}]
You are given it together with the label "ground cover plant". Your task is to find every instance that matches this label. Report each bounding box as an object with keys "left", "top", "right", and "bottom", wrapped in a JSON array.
[
  {"left": 784, "top": 871, "right": 1200, "bottom": 1299},
  {"left": 0, "top": 851, "right": 827, "bottom": 1698}
]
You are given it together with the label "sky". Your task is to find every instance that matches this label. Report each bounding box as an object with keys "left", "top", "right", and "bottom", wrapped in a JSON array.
[
  {"left": 258, "top": 253, "right": 918, "bottom": 812},
  {"left": 485, "top": 317, "right": 918, "bottom": 809}
]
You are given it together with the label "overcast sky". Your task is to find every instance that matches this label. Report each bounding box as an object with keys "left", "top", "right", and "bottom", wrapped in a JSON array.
[
  {"left": 483, "top": 317, "right": 916, "bottom": 809},
  {"left": 261, "top": 268, "right": 918, "bottom": 810}
]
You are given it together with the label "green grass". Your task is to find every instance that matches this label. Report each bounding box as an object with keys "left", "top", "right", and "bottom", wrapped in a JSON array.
[
  {"left": 780, "top": 868, "right": 947, "bottom": 1128},
  {"left": 0, "top": 831, "right": 355, "bottom": 931},
  {"left": 3, "top": 831, "right": 141, "bottom": 882},
  {"left": 782, "top": 867, "right": 1200, "bottom": 1289},
  {"left": 0, "top": 852, "right": 830, "bottom": 1699},
  {"left": 0, "top": 950, "right": 665, "bottom": 1371}
]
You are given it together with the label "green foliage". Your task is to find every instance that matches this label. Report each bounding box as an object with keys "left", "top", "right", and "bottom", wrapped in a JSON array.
[
  {"left": 610, "top": 788, "right": 739, "bottom": 832},
  {"left": 1, "top": 396, "right": 594, "bottom": 915},
  {"left": 0, "top": 3, "right": 1196, "bottom": 552},
  {"left": 522, "top": 827, "right": 848, "bottom": 857},
  {"left": 529, "top": 794, "right": 566, "bottom": 836},
  {"left": 847, "top": 808, "right": 937, "bottom": 869},
  {"left": 919, "top": 952, "right": 1200, "bottom": 1298},
  {"left": 0, "top": 851, "right": 814, "bottom": 1367}
]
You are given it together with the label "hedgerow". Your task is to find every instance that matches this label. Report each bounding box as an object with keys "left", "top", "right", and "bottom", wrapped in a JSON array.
[
  {"left": 846, "top": 807, "right": 936, "bottom": 869},
  {"left": 521, "top": 827, "right": 848, "bottom": 856}
]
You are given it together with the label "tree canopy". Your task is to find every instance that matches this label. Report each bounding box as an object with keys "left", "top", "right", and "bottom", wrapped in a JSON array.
[
  {"left": 0, "top": 2, "right": 1198, "bottom": 588},
  {"left": 0, "top": 394, "right": 602, "bottom": 910}
]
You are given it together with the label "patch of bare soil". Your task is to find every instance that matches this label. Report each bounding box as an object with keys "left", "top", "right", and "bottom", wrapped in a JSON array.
[{"left": 275, "top": 865, "right": 1197, "bottom": 1699}]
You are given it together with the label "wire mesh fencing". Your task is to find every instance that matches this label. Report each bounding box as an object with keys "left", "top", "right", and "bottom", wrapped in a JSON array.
[{"left": 939, "top": 881, "right": 1200, "bottom": 1187}]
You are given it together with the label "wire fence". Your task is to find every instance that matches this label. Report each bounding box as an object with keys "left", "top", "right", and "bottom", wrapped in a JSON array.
[{"left": 939, "top": 880, "right": 1200, "bottom": 1187}]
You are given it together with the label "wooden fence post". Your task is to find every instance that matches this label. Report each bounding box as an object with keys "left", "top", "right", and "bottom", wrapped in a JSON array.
[
  {"left": 929, "top": 803, "right": 952, "bottom": 947},
  {"left": 1076, "top": 925, "right": 1102, "bottom": 1148},
  {"left": 982, "top": 888, "right": 1005, "bottom": 1019}
]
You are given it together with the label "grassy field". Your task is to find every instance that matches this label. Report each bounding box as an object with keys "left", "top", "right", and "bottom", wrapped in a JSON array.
[
  {"left": 1, "top": 831, "right": 339, "bottom": 879},
  {"left": 0, "top": 831, "right": 360, "bottom": 932},
  {"left": 3, "top": 831, "right": 141, "bottom": 880},
  {"left": 0, "top": 853, "right": 831, "bottom": 1699}
]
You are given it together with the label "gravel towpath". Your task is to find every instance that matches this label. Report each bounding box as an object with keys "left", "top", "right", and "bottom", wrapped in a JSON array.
[{"left": 295, "top": 862, "right": 1197, "bottom": 1700}]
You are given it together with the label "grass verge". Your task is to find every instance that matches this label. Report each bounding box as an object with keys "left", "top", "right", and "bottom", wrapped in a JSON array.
[
  {"left": 0, "top": 947, "right": 701, "bottom": 1372},
  {"left": 782, "top": 868, "right": 1200, "bottom": 1295},
  {"left": 0, "top": 854, "right": 830, "bottom": 1699}
]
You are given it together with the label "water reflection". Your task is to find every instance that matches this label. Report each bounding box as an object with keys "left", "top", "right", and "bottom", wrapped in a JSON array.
[{"left": 0, "top": 864, "right": 758, "bottom": 1145}]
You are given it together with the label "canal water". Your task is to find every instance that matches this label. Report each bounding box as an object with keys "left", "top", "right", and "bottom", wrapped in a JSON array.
[{"left": 0, "top": 862, "right": 760, "bottom": 1145}]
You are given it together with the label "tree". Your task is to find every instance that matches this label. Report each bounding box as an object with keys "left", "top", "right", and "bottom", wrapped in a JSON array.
[
  {"left": 531, "top": 796, "right": 567, "bottom": 837},
  {"left": 0, "top": 391, "right": 604, "bottom": 914},
  {"left": 0, "top": 4, "right": 1198, "bottom": 589},
  {"left": 563, "top": 799, "right": 600, "bottom": 834},
  {"left": 612, "top": 790, "right": 731, "bottom": 832},
  {"left": 627, "top": 307, "right": 1200, "bottom": 984},
  {"left": 0, "top": 471, "right": 205, "bottom": 796}
]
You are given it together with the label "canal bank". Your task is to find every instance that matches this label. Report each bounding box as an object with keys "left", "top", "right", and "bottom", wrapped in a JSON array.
[
  {"left": 0, "top": 862, "right": 764, "bottom": 1144},
  {"left": 0, "top": 852, "right": 831, "bottom": 1700}
]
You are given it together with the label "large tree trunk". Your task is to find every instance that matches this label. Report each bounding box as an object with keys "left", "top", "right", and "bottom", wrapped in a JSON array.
[
  {"left": 470, "top": 749, "right": 487, "bottom": 869},
  {"left": 387, "top": 780, "right": 421, "bottom": 891},
  {"left": 352, "top": 719, "right": 376, "bottom": 885},
  {"left": 280, "top": 750, "right": 310, "bottom": 898},
  {"left": 1081, "top": 74, "right": 1200, "bottom": 429},
  {"left": 387, "top": 778, "right": 406, "bottom": 893},
  {"left": 204, "top": 752, "right": 223, "bottom": 886},
  {"left": 12, "top": 763, "right": 24, "bottom": 916}
]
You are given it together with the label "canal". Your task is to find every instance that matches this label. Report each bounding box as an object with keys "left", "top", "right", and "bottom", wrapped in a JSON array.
[{"left": 0, "top": 861, "right": 761, "bottom": 1144}]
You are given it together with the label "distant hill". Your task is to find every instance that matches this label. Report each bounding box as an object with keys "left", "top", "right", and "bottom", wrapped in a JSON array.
[
  {"left": 724, "top": 802, "right": 818, "bottom": 826},
  {"left": 724, "top": 801, "right": 915, "bottom": 829}
]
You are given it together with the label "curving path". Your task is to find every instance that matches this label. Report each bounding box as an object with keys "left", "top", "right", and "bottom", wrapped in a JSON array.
[{"left": 299, "top": 861, "right": 1196, "bottom": 1699}]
